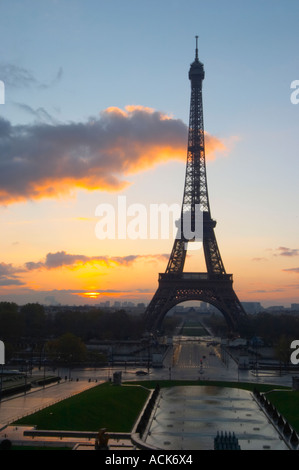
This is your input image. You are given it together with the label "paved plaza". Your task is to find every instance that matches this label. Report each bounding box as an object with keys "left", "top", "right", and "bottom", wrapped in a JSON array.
[{"left": 0, "top": 379, "right": 98, "bottom": 430}]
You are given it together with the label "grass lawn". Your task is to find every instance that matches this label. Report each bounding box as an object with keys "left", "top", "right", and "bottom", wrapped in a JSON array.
[
  {"left": 266, "top": 389, "right": 299, "bottom": 432},
  {"left": 130, "top": 379, "right": 290, "bottom": 393},
  {"left": 14, "top": 383, "right": 150, "bottom": 433},
  {"left": 181, "top": 327, "right": 208, "bottom": 336},
  {"left": 180, "top": 320, "right": 209, "bottom": 337},
  {"left": 13, "top": 379, "right": 299, "bottom": 435}
]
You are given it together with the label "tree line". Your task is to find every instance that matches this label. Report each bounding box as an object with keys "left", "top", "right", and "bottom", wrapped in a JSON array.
[
  {"left": 206, "top": 311, "right": 299, "bottom": 345},
  {"left": 1, "top": 301, "right": 299, "bottom": 346},
  {"left": 1, "top": 301, "right": 299, "bottom": 365},
  {"left": 0, "top": 301, "right": 145, "bottom": 363},
  {"left": 0, "top": 301, "right": 178, "bottom": 364},
  {"left": 0, "top": 301, "right": 146, "bottom": 342}
]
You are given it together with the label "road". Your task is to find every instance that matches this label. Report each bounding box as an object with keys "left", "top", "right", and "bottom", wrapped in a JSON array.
[
  {"left": 160, "top": 335, "right": 294, "bottom": 386},
  {"left": 161, "top": 336, "right": 236, "bottom": 381}
]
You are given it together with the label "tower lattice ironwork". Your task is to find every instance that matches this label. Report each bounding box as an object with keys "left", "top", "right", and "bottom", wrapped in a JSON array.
[{"left": 144, "top": 37, "right": 246, "bottom": 334}]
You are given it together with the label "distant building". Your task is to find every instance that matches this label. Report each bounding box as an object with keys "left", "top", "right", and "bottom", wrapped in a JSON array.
[
  {"left": 241, "top": 302, "right": 263, "bottom": 314},
  {"left": 265, "top": 305, "right": 285, "bottom": 313}
]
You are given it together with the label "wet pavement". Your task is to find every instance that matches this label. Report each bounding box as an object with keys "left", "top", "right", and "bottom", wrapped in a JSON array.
[
  {"left": 144, "top": 386, "right": 290, "bottom": 450},
  {"left": 0, "top": 379, "right": 99, "bottom": 430}
]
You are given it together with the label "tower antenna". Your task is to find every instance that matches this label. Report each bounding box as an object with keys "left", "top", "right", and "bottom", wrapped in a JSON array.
[{"left": 195, "top": 35, "right": 199, "bottom": 60}]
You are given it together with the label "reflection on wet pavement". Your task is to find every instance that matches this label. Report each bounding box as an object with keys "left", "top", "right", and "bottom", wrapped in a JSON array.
[{"left": 145, "top": 386, "right": 289, "bottom": 450}]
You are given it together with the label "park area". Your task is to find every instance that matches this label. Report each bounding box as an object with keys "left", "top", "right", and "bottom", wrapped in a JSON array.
[
  {"left": 11, "top": 380, "right": 299, "bottom": 433},
  {"left": 1, "top": 380, "right": 298, "bottom": 450}
]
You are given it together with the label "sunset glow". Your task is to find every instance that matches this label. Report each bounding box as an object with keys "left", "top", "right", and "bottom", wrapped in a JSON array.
[
  {"left": 79, "top": 292, "right": 101, "bottom": 300},
  {"left": 0, "top": 1, "right": 298, "bottom": 309}
]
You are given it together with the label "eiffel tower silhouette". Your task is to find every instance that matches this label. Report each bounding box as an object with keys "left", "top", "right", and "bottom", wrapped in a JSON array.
[{"left": 144, "top": 37, "right": 246, "bottom": 334}]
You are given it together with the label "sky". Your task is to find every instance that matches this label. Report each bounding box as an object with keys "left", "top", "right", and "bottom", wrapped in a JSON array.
[{"left": 0, "top": 0, "right": 299, "bottom": 308}]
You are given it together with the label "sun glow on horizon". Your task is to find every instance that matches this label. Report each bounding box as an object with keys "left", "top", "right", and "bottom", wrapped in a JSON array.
[{"left": 79, "top": 292, "right": 101, "bottom": 299}]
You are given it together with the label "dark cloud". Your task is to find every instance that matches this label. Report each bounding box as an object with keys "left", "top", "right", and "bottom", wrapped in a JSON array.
[
  {"left": 283, "top": 268, "right": 299, "bottom": 274},
  {"left": 0, "top": 106, "right": 226, "bottom": 204},
  {"left": 249, "top": 288, "right": 285, "bottom": 293},
  {"left": 0, "top": 278, "right": 24, "bottom": 286},
  {"left": 13, "top": 103, "right": 58, "bottom": 124},
  {"left": 25, "top": 251, "right": 169, "bottom": 270},
  {"left": 0, "top": 262, "right": 25, "bottom": 286},
  {"left": 276, "top": 247, "right": 299, "bottom": 257},
  {"left": 0, "top": 64, "right": 38, "bottom": 88},
  {"left": 0, "top": 251, "right": 168, "bottom": 289},
  {"left": 0, "top": 63, "right": 63, "bottom": 89}
]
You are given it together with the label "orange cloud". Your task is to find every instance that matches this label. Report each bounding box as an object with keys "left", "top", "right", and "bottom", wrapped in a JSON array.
[
  {"left": 0, "top": 252, "right": 169, "bottom": 296},
  {"left": 0, "top": 106, "right": 227, "bottom": 204},
  {"left": 24, "top": 251, "right": 169, "bottom": 271}
]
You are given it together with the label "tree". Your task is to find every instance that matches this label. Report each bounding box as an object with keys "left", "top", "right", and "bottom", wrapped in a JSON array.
[
  {"left": 275, "top": 335, "right": 292, "bottom": 367},
  {"left": 0, "top": 302, "right": 22, "bottom": 341},
  {"left": 47, "top": 333, "right": 87, "bottom": 363},
  {"left": 20, "top": 303, "right": 46, "bottom": 338}
]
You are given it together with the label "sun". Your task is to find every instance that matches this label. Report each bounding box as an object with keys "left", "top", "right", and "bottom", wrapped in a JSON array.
[{"left": 80, "top": 292, "right": 101, "bottom": 300}]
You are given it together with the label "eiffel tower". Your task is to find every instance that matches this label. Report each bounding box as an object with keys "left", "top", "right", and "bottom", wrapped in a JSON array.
[{"left": 144, "top": 37, "right": 246, "bottom": 334}]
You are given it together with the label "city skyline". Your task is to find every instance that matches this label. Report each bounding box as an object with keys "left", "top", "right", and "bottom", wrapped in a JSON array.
[{"left": 0, "top": 0, "right": 299, "bottom": 308}]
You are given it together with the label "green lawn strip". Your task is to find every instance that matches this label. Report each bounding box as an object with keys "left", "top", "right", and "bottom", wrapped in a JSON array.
[
  {"left": 180, "top": 320, "right": 209, "bottom": 336},
  {"left": 266, "top": 390, "right": 299, "bottom": 433},
  {"left": 181, "top": 327, "right": 208, "bottom": 336},
  {"left": 13, "top": 382, "right": 150, "bottom": 433},
  {"left": 128, "top": 379, "right": 290, "bottom": 393}
]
